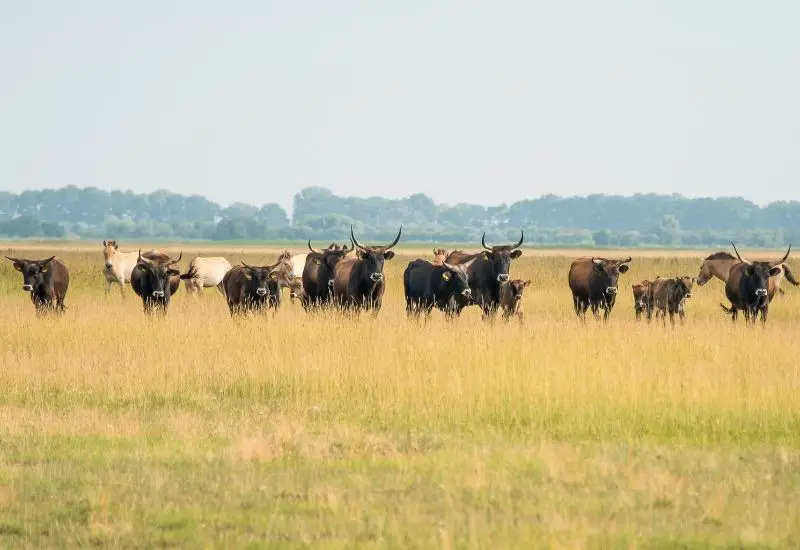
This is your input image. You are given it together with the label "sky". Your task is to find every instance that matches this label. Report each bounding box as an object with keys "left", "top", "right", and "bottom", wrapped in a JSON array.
[{"left": 1, "top": 1, "right": 798, "bottom": 214}]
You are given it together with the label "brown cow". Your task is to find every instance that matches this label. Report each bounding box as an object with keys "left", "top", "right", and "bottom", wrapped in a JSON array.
[
  {"left": 697, "top": 250, "right": 798, "bottom": 299},
  {"left": 646, "top": 276, "right": 695, "bottom": 325},
  {"left": 631, "top": 280, "right": 652, "bottom": 321},
  {"left": 723, "top": 243, "right": 791, "bottom": 324},
  {"left": 499, "top": 279, "right": 530, "bottom": 322},
  {"left": 5, "top": 255, "right": 70, "bottom": 315},
  {"left": 568, "top": 257, "right": 631, "bottom": 321}
]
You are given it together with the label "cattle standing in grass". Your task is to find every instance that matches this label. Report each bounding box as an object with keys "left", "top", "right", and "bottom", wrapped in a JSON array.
[
  {"left": 331, "top": 226, "right": 402, "bottom": 313},
  {"left": 568, "top": 257, "right": 631, "bottom": 321},
  {"left": 646, "top": 276, "right": 694, "bottom": 325},
  {"left": 182, "top": 256, "right": 232, "bottom": 295},
  {"left": 631, "top": 280, "right": 652, "bottom": 321},
  {"left": 130, "top": 251, "right": 182, "bottom": 315},
  {"left": 5, "top": 256, "right": 70, "bottom": 315},
  {"left": 102, "top": 241, "right": 168, "bottom": 296},
  {"left": 499, "top": 279, "right": 530, "bottom": 322},
  {"left": 302, "top": 242, "right": 354, "bottom": 310},
  {"left": 403, "top": 258, "right": 475, "bottom": 318},
  {"left": 696, "top": 251, "right": 798, "bottom": 299},
  {"left": 722, "top": 243, "right": 791, "bottom": 324},
  {"left": 432, "top": 249, "right": 449, "bottom": 265},
  {"left": 444, "top": 232, "right": 524, "bottom": 320},
  {"left": 222, "top": 259, "right": 294, "bottom": 316}
]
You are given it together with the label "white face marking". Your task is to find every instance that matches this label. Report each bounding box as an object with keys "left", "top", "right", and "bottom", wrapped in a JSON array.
[
  {"left": 755, "top": 288, "right": 768, "bottom": 297},
  {"left": 22, "top": 284, "right": 33, "bottom": 292},
  {"left": 370, "top": 273, "right": 383, "bottom": 282},
  {"left": 256, "top": 288, "right": 267, "bottom": 296},
  {"left": 497, "top": 274, "right": 509, "bottom": 283},
  {"left": 606, "top": 287, "right": 617, "bottom": 294},
  {"left": 151, "top": 290, "right": 165, "bottom": 298}
]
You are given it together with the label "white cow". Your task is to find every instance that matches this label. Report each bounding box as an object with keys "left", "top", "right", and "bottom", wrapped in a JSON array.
[
  {"left": 102, "top": 240, "right": 161, "bottom": 295},
  {"left": 183, "top": 256, "right": 233, "bottom": 295}
]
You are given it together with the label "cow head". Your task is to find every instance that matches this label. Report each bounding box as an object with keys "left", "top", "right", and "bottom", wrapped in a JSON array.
[
  {"left": 102, "top": 240, "right": 119, "bottom": 269},
  {"left": 731, "top": 242, "right": 791, "bottom": 297},
  {"left": 631, "top": 280, "right": 651, "bottom": 309},
  {"left": 505, "top": 279, "right": 530, "bottom": 302},
  {"left": 440, "top": 259, "right": 476, "bottom": 299},
  {"left": 591, "top": 257, "right": 631, "bottom": 295},
  {"left": 674, "top": 276, "right": 695, "bottom": 300},
  {"left": 480, "top": 231, "right": 524, "bottom": 283},
  {"left": 350, "top": 225, "right": 402, "bottom": 283},
  {"left": 5, "top": 256, "right": 55, "bottom": 292},
  {"left": 136, "top": 250, "right": 181, "bottom": 299},
  {"left": 432, "top": 248, "right": 449, "bottom": 265}
]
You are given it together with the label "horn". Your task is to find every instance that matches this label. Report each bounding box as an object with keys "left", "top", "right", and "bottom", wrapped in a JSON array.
[
  {"left": 621, "top": 256, "right": 632, "bottom": 264},
  {"left": 40, "top": 256, "right": 55, "bottom": 265},
  {"left": 168, "top": 251, "right": 182, "bottom": 266},
  {"left": 481, "top": 233, "right": 492, "bottom": 251},
  {"left": 240, "top": 261, "right": 255, "bottom": 270},
  {"left": 592, "top": 257, "right": 604, "bottom": 265},
  {"left": 771, "top": 244, "right": 792, "bottom": 267},
  {"left": 4, "top": 256, "right": 20, "bottom": 264},
  {"left": 384, "top": 226, "right": 402, "bottom": 250},
  {"left": 730, "top": 241, "right": 751, "bottom": 265},
  {"left": 511, "top": 230, "right": 524, "bottom": 250},
  {"left": 350, "top": 225, "right": 367, "bottom": 251},
  {"left": 308, "top": 240, "right": 322, "bottom": 254},
  {"left": 103, "top": 240, "right": 107, "bottom": 247}
]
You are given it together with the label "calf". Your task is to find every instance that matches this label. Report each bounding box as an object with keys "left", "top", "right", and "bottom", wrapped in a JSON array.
[
  {"left": 5, "top": 255, "right": 70, "bottom": 315},
  {"left": 631, "top": 280, "right": 652, "bottom": 321},
  {"left": 499, "top": 279, "right": 530, "bottom": 322},
  {"left": 403, "top": 258, "right": 475, "bottom": 318},
  {"left": 647, "top": 276, "right": 695, "bottom": 325}
]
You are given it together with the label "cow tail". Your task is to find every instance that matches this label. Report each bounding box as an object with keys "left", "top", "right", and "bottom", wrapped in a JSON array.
[
  {"left": 719, "top": 303, "right": 734, "bottom": 315},
  {"left": 782, "top": 263, "right": 800, "bottom": 286}
]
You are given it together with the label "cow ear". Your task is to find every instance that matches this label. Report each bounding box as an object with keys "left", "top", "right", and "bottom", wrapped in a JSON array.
[
  {"left": 523, "top": 280, "right": 531, "bottom": 287},
  {"left": 244, "top": 270, "right": 252, "bottom": 280},
  {"left": 593, "top": 262, "right": 605, "bottom": 272},
  {"left": 312, "top": 257, "right": 321, "bottom": 265},
  {"left": 769, "top": 266, "right": 782, "bottom": 277},
  {"left": 40, "top": 263, "right": 50, "bottom": 273},
  {"left": 383, "top": 251, "right": 395, "bottom": 260},
  {"left": 618, "top": 264, "right": 629, "bottom": 273},
  {"left": 510, "top": 250, "right": 522, "bottom": 259},
  {"left": 12, "top": 262, "right": 22, "bottom": 272},
  {"left": 441, "top": 271, "right": 451, "bottom": 281}
]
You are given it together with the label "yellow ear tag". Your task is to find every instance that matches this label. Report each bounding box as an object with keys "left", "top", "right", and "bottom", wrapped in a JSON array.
[
  {"left": 442, "top": 272, "right": 451, "bottom": 281},
  {"left": 269, "top": 272, "right": 277, "bottom": 279}
]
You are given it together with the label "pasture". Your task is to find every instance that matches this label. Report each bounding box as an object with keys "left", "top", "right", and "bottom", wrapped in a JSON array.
[{"left": 1, "top": 243, "right": 799, "bottom": 548}]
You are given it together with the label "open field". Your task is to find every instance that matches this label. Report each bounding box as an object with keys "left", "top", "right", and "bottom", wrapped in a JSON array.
[{"left": 1, "top": 243, "right": 800, "bottom": 548}]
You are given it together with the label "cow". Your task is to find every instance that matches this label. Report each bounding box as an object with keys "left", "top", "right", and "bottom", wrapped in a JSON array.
[
  {"left": 302, "top": 242, "right": 354, "bottom": 310},
  {"left": 182, "top": 256, "right": 232, "bottom": 295},
  {"left": 403, "top": 258, "right": 475, "bottom": 318},
  {"left": 221, "top": 258, "right": 295, "bottom": 316},
  {"left": 130, "top": 250, "right": 182, "bottom": 315},
  {"left": 646, "top": 276, "right": 695, "bottom": 325},
  {"left": 696, "top": 250, "right": 798, "bottom": 299},
  {"left": 432, "top": 248, "right": 449, "bottom": 266},
  {"left": 499, "top": 279, "right": 530, "bottom": 322},
  {"left": 102, "top": 241, "right": 169, "bottom": 296},
  {"left": 568, "top": 256, "right": 632, "bottom": 321},
  {"left": 722, "top": 242, "right": 791, "bottom": 324},
  {"left": 631, "top": 280, "right": 652, "bottom": 321},
  {"left": 331, "top": 226, "right": 402, "bottom": 313},
  {"left": 5, "top": 255, "right": 70, "bottom": 315},
  {"left": 444, "top": 231, "right": 524, "bottom": 320}
]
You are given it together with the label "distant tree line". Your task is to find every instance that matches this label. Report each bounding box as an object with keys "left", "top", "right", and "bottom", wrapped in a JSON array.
[{"left": 0, "top": 185, "right": 798, "bottom": 248}]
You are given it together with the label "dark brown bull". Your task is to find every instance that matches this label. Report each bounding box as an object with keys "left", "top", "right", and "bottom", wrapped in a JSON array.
[
  {"left": 499, "top": 279, "right": 530, "bottom": 322},
  {"left": 697, "top": 250, "right": 798, "bottom": 299},
  {"left": 444, "top": 231, "right": 524, "bottom": 320},
  {"left": 646, "top": 276, "right": 694, "bottom": 325},
  {"left": 130, "top": 250, "right": 182, "bottom": 315},
  {"left": 331, "top": 226, "right": 402, "bottom": 312},
  {"left": 5, "top": 255, "right": 70, "bottom": 315},
  {"left": 568, "top": 256, "right": 631, "bottom": 321},
  {"left": 723, "top": 242, "right": 791, "bottom": 324},
  {"left": 302, "top": 242, "right": 353, "bottom": 310},
  {"left": 222, "top": 259, "right": 294, "bottom": 316}
]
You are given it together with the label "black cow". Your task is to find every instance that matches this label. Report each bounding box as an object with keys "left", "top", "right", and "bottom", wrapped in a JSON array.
[
  {"left": 403, "top": 258, "right": 475, "bottom": 318},
  {"left": 723, "top": 242, "right": 791, "bottom": 324},
  {"left": 302, "top": 242, "right": 353, "bottom": 310},
  {"left": 444, "top": 231, "right": 524, "bottom": 320},
  {"left": 5, "top": 255, "right": 70, "bottom": 315},
  {"left": 568, "top": 256, "right": 631, "bottom": 321},
  {"left": 130, "top": 250, "right": 182, "bottom": 315},
  {"left": 330, "top": 226, "right": 402, "bottom": 313},
  {"left": 222, "top": 259, "right": 294, "bottom": 316}
]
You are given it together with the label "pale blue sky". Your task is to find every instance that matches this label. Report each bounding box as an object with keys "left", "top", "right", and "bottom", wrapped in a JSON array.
[{"left": 1, "top": 1, "right": 798, "bottom": 213}]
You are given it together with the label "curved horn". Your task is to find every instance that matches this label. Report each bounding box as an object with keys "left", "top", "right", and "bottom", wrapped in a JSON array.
[
  {"left": 4, "top": 256, "right": 20, "bottom": 263},
  {"left": 771, "top": 244, "right": 792, "bottom": 267},
  {"left": 350, "top": 225, "right": 367, "bottom": 251},
  {"left": 730, "top": 241, "right": 751, "bottom": 265},
  {"left": 168, "top": 251, "right": 182, "bottom": 266},
  {"left": 481, "top": 233, "right": 492, "bottom": 251},
  {"left": 384, "top": 226, "right": 402, "bottom": 250},
  {"left": 240, "top": 261, "right": 255, "bottom": 270},
  {"left": 591, "top": 257, "right": 604, "bottom": 265},
  {"left": 307, "top": 240, "right": 322, "bottom": 254},
  {"left": 511, "top": 230, "right": 524, "bottom": 250},
  {"left": 39, "top": 256, "right": 55, "bottom": 265},
  {"left": 621, "top": 256, "right": 632, "bottom": 264}
]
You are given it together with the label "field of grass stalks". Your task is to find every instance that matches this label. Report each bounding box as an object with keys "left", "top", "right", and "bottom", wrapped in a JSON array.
[{"left": 1, "top": 243, "right": 799, "bottom": 548}]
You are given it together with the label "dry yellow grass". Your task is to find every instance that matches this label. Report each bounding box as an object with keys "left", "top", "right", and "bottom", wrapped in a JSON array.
[{"left": 1, "top": 243, "right": 799, "bottom": 548}]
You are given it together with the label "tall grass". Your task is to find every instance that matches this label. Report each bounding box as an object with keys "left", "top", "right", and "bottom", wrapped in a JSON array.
[{"left": 0, "top": 245, "right": 798, "bottom": 548}]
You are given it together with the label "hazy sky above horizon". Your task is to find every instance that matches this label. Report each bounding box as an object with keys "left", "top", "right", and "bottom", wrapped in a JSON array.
[{"left": 2, "top": 1, "right": 798, "bottom": 213}]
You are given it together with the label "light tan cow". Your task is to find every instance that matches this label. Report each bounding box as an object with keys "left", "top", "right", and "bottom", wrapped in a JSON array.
[
  {"left": 182, "top": 256, "right": 233, "bottom": 295},
  {"left": 102, "top": 240, "right": 163, "bottom": 295}
]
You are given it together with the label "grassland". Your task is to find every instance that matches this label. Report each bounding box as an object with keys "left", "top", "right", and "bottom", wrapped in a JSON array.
[{"left": 1, "top": 243, "right": 799, "bottom": 548}]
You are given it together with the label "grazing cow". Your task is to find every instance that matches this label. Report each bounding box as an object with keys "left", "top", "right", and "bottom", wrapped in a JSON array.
[
  {"left": 444, "top": 232, "right": 524, "bottom": 319},
  {"left": 432, "top": 248, "right": 449, "bottom": 266},
  {"left": 646, "top": 276, "right": 695, "bottom": 325},
  {"left": 403, "top": 258, "right": 475, "bottom": 318},
  {"left": 182, "top": 256, "right": 232, "bottom": 295},
  {"left": 5, "top": 256, "right": 70, "bottom": 315},
  {"left": 696, "top": 251, "right": 798, "bottom": 299},
  {"left": 499, "top": 279, "right": 530, "bottom": 322},
  {"left": 568, "top": 256, "right": 632, "bottom": 320},
  {"left": 331, "top": 226, "right": 402, "bottom": 312},
  {"left": 222, "top": 259, "right": 294, "bottom": 316},
  {"left": 722, "top": 242, "right": 791, "bottom": 324},
  {"left": 102, "top": 241, "right": 169, "bottom": 296},
  {"left": 302, "top": 242, "right": 354, "bottom": 309},
  {"left": 130, "top": 251, "right": 182, "bottom": 315},
  {"left": 631, "top": 280, "right": 652, "bottom": 321}
]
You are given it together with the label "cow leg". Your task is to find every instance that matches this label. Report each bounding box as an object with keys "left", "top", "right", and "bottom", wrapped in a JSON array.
[
  {"left": 668, "top": 311, "right": 675, "bottom": 326},
  {"left": 760, "top": 306, "right": 768, "bottom": 325}
]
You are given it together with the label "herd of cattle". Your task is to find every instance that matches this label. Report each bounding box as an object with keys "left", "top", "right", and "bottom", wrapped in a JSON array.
[{"left": 3, "top": 226, "right": 797, "bottom": 325}]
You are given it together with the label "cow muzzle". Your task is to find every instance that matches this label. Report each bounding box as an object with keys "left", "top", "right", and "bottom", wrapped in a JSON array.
[
  {"left": 151, "top": 290, "right": 165, "bottom": 298},
  {"left": 290, "top": 292, "right": 298, "bottom": 299},
  {"left": 256, "top": 287, "right": 267, "bottom": 296},
  {"left": 514, "top": 295, "right": 522, "bottom": 301},
  {"left": 22, "top": 284, "right": 33, "bottom": 292},
  {"left": 370, "top": 273, "right": 383, "bottom": 282},
  {"left": 755, "top": 288, "right": 768, "bottom": 297},
  {"left": 605, "top": 287, "right": 617, "bottom": 294},
  {"left": 497, "top": 274, "right": 509, "bottom": 283},
  {"left": 684, "top": 293, "right": 692, "bottom": 299},
  {"left": 462, "top": 288, "right": 472, "bottom": 297}
]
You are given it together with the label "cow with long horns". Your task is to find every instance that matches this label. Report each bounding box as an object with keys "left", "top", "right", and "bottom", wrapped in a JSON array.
[
  {"left": 330, "top": 226, "right": 402, "bottom": 312},
  {"left": 130, "top": 250, "right": 182, "bottom": 315},
  {"left": 722, "top": 242, "right": 792, "bottom": 324},
  {"left": 443, "top": 231, "right": 524, "bottom": 319},
  {"left": 222, "top": 258, "right": 295, "bottom": 316},
  {"left": 568, "top": 256, "right": 632, "bottom": 320},
  {"left": 302, "top": 241, "right": 354, "bottom": 310},
  {"left": 5, "top": 255, "right": 70, "bottom": 315}
]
